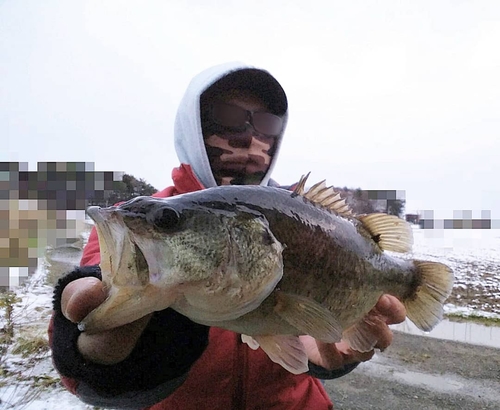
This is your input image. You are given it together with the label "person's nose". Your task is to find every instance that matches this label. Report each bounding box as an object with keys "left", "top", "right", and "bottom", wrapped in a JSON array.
[{"left": 229, "top": 127, "right": 255, "bottom": 148}]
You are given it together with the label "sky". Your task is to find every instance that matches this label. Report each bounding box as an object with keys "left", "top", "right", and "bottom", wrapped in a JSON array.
[{"left": 1, "top": 0, "right": 500, "bottom": 218}]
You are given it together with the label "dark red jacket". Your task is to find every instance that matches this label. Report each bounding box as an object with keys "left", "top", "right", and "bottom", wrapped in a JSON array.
[{"left": 52, "top": 164, "right": 335, "bottom": 409}]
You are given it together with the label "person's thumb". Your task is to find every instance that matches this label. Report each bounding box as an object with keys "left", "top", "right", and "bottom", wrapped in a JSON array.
[{"left": 61, "top": 277, "right": 107, "bottom": 323}]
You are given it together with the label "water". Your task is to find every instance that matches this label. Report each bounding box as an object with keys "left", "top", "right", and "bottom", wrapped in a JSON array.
[{"left": 392, "top": 318, "right": 500, "bottom": 349}]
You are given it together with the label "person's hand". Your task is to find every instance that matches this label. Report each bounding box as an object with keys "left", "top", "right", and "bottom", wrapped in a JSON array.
[
  {"left": 302, "top": 295, "right": 406, "bottom": 370},
  {"left": 61, "top": 277, "right": 152, "bottom": 365}
]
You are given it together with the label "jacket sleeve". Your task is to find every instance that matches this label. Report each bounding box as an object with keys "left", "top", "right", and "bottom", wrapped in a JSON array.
[
  {"left": 79, "top": 226, "right": 101, "bottom": 266},
  {"left": 50, "top": 266, "right": 209, "bottom": 409},
  {"left": 307, "top": 361, "right": 359, "bottom": 380}
]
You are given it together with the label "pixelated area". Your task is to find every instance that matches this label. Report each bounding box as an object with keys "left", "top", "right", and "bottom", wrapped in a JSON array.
[
  {"left": 365, "top": 189, "right": 406, "bottom": 215},
  {"left": 413, "top": 209, "right": 500, "bottom": 229},
  {"left": 338, "top": 189, "right": 407, "bottom": 216},
  {"left": 1, "top": 162, "right": 123, "bottom": 288}
]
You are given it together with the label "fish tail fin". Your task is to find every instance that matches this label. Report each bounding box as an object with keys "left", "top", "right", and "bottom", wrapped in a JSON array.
[{"left": 404, "top": 260, "right": 454, "bottom": 332}]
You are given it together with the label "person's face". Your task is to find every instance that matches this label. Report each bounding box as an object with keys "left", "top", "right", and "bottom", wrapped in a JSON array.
[{"left": 203, "top": 90, "right": 279, "bottom": 186}]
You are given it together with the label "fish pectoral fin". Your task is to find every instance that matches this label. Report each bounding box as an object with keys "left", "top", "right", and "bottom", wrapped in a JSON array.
[
  {"left": 404, "top": 260, "right": 454, "bottom": 332},
  {"left": 78, "top": 285, "right": 176, "bottom": 334},
  {"left": 274, "top": 291, "right": 342, "bottom": 343},
  {"left": 357, "top": 213, "right": 413, "bottom": 253},
  {"left": 251, "top": 335, "right": 309, "bottom": 375},
  {"left": 341, "top": 316, "right": 385, "bottom": 352},
  {"left": 241, "top": 334, "right": 260, "bottom": 350}
]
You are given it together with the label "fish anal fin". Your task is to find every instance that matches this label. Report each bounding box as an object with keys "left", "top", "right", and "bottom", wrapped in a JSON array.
[
  {"left": 342, "top": 316, "right": 384, "bottom": 352},
  {"left": 251, "top": 334, "right": 309, "bottom": 375},
  {"left": 357, "top": 213, "right": 413, "bottom": 253},
  {"left": 404, "top": 261, "right": 454, "bottom": 331},
  {"left": 241, "top": 334, "right": 260, "bottom": 350},
  {"left": 274, "top": 291, "right": 342, "bottom": 343}
]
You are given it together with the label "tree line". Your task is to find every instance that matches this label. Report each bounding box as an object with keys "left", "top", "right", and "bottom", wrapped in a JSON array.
[
  {"left": 337, "top": 187, "right": 406, "bottom": 218},
  {"left": 88, "top": 174, "right": 157, "bottom": 207}
]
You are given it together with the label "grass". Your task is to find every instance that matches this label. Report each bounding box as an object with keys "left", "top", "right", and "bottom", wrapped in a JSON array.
[
  {"left": 0, "top": 290, "right": 63, "bottom": 408},
  {"left": 445, "top": 312, "right": 500, "bottom": 326},
  {"left": 0, "top": 291, "right": 22, "bottom": 343},
  {"left": 12, "top": 336, "right": 49, "bottom": 358},
  {"left": 32, "top": 374, "right": 60, "bottom": 388}
]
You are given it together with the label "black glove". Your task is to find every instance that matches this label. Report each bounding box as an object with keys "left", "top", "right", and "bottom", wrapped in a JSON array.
[{"left": 51, "top": 265, "right": 210, "bottom": 396}]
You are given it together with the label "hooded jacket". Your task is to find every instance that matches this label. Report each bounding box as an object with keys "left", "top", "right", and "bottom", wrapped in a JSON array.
[
  {"left": 174, "top": 61, "right": 288, "bottom": 189},
  {"left": 50, "top": 63, "right": 356, "bottom": 409}
]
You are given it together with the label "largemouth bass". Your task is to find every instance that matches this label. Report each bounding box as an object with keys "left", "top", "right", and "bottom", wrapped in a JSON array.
[{"left": 80, "top": 175, "right": 453, "bottom": 374}]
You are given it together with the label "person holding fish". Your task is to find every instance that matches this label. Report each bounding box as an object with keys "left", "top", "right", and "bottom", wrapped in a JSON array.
[{"left": 49, "top": 62, "right": 451, "bottom": 409}]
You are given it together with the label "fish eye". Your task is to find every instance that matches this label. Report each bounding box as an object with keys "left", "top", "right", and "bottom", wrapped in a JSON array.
[{"left": 152, "top": 207, "right": 180, "bottom": 230}]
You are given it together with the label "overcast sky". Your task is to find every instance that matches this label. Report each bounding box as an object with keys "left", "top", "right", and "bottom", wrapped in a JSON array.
[{"left": 2, "top": 1, "right": 499, "bottom": 218}]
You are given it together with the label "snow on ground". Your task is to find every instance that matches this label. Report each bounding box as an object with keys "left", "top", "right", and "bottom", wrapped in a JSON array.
[
  {"left": 0, "top": 227, "right": 499, "bottom": 409},
  {"left": 0, "top": 263, "right": 93, "bottom": 409},
  {"left": 410, "top": 227, "right": 500, "bottom": 318}
]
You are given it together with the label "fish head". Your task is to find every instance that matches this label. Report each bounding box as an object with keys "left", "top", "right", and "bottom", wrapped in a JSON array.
[{"left": 81, "top": 194, "right": 284, "bottom": 333}]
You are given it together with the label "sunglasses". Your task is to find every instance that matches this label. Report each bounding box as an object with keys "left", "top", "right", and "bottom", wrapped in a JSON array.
[{"left": 211, "top": 103, "right": 284, "bottom": 137}]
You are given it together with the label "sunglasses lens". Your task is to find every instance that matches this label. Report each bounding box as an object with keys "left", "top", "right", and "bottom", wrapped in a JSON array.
[
  {"left": 213, "top": 104, "right": 248, "bottom": 127},
  {"left": 252, "top": 112, "right": 283, "bottom": 136},
  {"left": 212, "top": 103, "right": 283, "bottom": 136}
]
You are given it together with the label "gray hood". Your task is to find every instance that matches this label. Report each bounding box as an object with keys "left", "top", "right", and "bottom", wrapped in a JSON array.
[{"left": 174, "top": 62, "right": 288, "bottom": 188}]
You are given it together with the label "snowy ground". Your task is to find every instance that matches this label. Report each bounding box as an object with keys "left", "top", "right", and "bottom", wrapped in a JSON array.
[
  {"left": 0, "top": 265, "right": 94, "bottom": 410},
  {"left": 0, "top": 226, "right": 499, "bottom": 409},
  {"left": 410, "top": 227, "right": 500, "bottom": 319}
]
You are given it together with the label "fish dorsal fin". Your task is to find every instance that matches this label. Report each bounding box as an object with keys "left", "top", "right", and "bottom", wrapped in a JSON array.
[
  {"left": 292, "top": 172, "right": 310, "bottom": 196},
  {"left": 356, "top": 213, "right": 413, "bottom": 253},
  {"left": 293, "top": 173, "right": 353, "bottom": 218}
]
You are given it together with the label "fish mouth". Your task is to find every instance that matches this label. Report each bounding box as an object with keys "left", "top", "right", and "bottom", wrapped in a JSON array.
[
  {"left": 81, "top": 206, "right": 171, "bottom": 333},
  {"left": 86, "top": 206, "right": 118, "bottom": 277},
  {"left": 86, "top": 206, "right": 150, "bottom": 287}
]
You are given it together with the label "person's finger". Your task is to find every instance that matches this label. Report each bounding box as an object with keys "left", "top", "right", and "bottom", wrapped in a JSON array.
[
  {"left": 308, "top": 339, "right": 374, "bottom": 370},
  {"left": 313, "top": 340, "right": 343, "bottom": 369},
  {"left": 78, "top": 314, "right": 152, "bottom": 365},
  {"left": 61, "top": 278, "right": 153, "bottom": 364},
  {"left": 326, "top": 340, "right": 375, "bottom": 365},
  {"left": 374, "top": 294, "right": 407, "bottom": 325},
  {"left": 369, "top": 317, "right": 393, "bottom": 351},
  {"left": 61, "top": 277, "right": 107, "bottom": 323},
  {"left": 361, "top": 294, "right": 407, "bottom": 351}
]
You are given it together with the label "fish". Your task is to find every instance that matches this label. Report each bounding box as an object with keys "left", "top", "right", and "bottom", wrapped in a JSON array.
[{"left": 79, "top": 174, "right": 454, "bottom": 374}]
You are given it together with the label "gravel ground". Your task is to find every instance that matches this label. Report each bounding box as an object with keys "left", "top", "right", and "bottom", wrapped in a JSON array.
[{"left": 325, "top": 331, "right": 500, "bottom": 410}]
